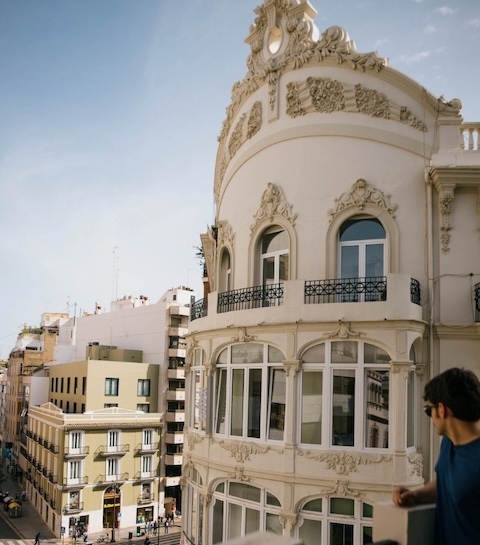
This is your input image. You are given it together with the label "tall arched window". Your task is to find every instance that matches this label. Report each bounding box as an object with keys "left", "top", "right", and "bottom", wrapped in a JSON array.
[
  {"left": 260, "top": 226, "right": 289, "bottom": 286},
  {"left": 339, "top": 217, "right": 386, "bottom": 280},
  {"left": 219, "top": 248, "right": 232, "bottom": 292}
]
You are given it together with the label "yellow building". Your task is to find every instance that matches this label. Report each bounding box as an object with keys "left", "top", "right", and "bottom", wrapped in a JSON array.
[{"left": 26, "top": 356, "right": 162, "bottom": 537}]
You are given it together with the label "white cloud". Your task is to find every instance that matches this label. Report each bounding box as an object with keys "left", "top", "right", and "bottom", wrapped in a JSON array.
[
  {"left": 424, "top": 24, "right": 436, "bottom": 33},
  {"left": 468, "top": 18, "right": 480, "bottom": 28},
  {"left": 435, "top": 6, "right": 457, "bottom": 15},
  {"left": 399, "top": 51, "right": 431, "bottom": 64}
]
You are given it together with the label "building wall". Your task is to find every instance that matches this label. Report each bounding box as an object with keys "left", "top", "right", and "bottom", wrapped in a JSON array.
[{"left": 183, "top": 3, "right": 480, "bottom": 545}]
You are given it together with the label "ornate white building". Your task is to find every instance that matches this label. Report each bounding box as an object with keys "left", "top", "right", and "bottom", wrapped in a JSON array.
[{"left": 183, "top": 2, "right": 480, "bottom": 544}]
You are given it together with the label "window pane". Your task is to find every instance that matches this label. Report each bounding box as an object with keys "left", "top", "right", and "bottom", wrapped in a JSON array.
[
  {"left": 263, "top": 256, "right": 275, "bottom": 285},
  {"left": 332, "top": 370, "right": 355, "bottom": 446},
  {"left": 217, "top": 349, "right": 228, "bottom": 365},
  {"left": 268, "top": 345, "right": 284, "bottom": 363},
  {"left": 365, "top": 244, "right": 384, "bottom": 277},
  {"left": 301, "top": 371, "right": 323, "bottom": 445},
  {"left": 231, "top": 369, "right": 245, "bottom": 436},
  {"left": 340, "top": 246, "right": 359, "bottom": 278},
  {"left": 331, "top": 342, "right": 358, "bottom": 363},
  {"left": 363, "top": 526, "right": 373, "bottom": 543},
  {"left": 262, "top": 229, "right": 288, "bottom": 253},
  {"left": 216, "top": 369, "right": 227, "bottom": 434},
  {"left": 362, "top": 503, "right": 373, "bottom": 518},
  {"left": 279, "top": 253, "right": 289, "bottom": 281},
  {"left": 228, "top": 503, "right": 242, "bottom": 540},
  {"left": 303, "top": 498, "right": 322, "bottom": 512},
  {"left": 248, "top": 369, "right": 262, "bottom": 438},
  {"left": 364, "top": 344, "right": 390, "bottom": 364},
  {"left": 302, "top": 344, "right": 325, "bottom": 363},
  {"left": 330, "top": 522, "right": 354, "bottom": 545},
  {"left": 245, "top": 508, "right": 260, "bottom": 534},
  {"left": 268, "top": 369, "right": 286, "bottom": 441},
  {"left": 212, "top": 499, "right": 224, "bottom": 544},
  {"left": 231, "top": 343, "right": 263, "bottom": 364},
  {"left": 229, "top": 483, "right": 261, "bottom": 502},
  {"left": 299, "top": 519, "right": 322, "bottom": 545},
  {"left": 266, "top": 492, "right": 281, "bottom": 507},
  {"left": 407, "top": 371, "right": 415, "bottom": 447},
  {"left": 266, "top": 513, "right": 282, "bottom": 535},
  {"left": 340, "top": 218, "right": 385, "bottom": 241},
  {"left": 330, "top": 498, "right": 354, "bottom": 516},
  {"left": 365, "top": 370, "right": 389, "bottom": 448}
]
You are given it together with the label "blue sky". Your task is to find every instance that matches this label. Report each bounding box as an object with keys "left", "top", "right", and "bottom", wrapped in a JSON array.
[{"left": 0, "top": 0, "right": 479, "bottom": 357}]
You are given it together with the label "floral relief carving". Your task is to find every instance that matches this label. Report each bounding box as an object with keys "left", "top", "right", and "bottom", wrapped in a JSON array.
[
  {"left": 355, "top": 84, "right": 390, "bottom": 119},
  {"left": 228, "top": 466, "right": 252, "bottom": 482},
  {"left": 321, "top": 321, "right": 365, "bottom": 340},
  {"left": 247, "top": 101, "right": 262, "bottom": 139},
  {"left": 329, "top": 178, "right": 398, "bottom": 221},
  {"left": 408, "top": 452, "right": 423, "bottom": 477},
  {"left": 285, "top": 82, "right": 306, "bottom": 117},
  {"left": 324, "top": 480, "right": 361, "bottom": 498},
  {"left": 251, "top": 183, "right": 298, "bottom": 231},
  {"left": 298, "top": 449, "right": 389, "bottom": 476},
  {"left": 228, "top": 113, "right": 246, "bottom": 158},
  {"left": 231, "top": 327, "right": 257, "bottom": 343},
  {"left": 185, "top": 430, "right": 205, "bottom": 451},
  {"left": 279, "top": 512, "right": 299, "bottom": 530},
  {"left": 215, "top": 439, "right": 269, "bottom": 463},
  {"left": 217, "top": 220, "right": 235, "bottom": 249},
  {"left": 308, "top": 76, "right": 345, "bottom": 113},
  {"left": 282, "top": 359, "right": 302, "bottom": 377},
  {"left": 438, "top": 184, "right": 456, "bottom": 253}
]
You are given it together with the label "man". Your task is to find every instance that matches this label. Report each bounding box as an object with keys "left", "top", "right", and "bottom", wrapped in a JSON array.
[{"left": 392, "top": 367, "right": 480, "bottom": 545}]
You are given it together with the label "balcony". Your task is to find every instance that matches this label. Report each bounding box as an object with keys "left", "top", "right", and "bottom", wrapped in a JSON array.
[
  {"left": 218, "top": 282, "right": 284, "bottom": 313},
  {"left": 49, "top": 444, "right": 59, "bottom": 454},
  {"left": 94, "top": 473, "right": 128, "bottom": 485},
  {"left": 48, "top": 473, "right": 58, "bottom": 484},
  {"left": 134, "top": 443, "right": 159, "bottom": 455},
  {"left": 137, "top": 493, "right": 155, "bottom": 504},
  {"left": 133, "top": 470, "right": 157, "bottom": 481},
  {"left": 167, "top": 368, "right": 185, "bottom": 380},
  {"left": 50, "top": 498, "right": 57, "bottom": 509},
  {"left": 164, "top": 454, "right": 183, "bottom": 466},
  {"left": 165, "top": 432, "right": 184, "bottom": 444},
  {"left": 167, "top": 389, "right": 185, "bottom": 402},
  {"left": 62, "top": 476, "right": 88, "bottom": 489},
  {"left": 64, "top": 446, "right": 89, "bottom": 458},
  {"left": 191, "top": 298, "right": 208, "bottom": 320},
  {"left": 95, "top": 444, "right": 129, "bottom": 457},
  {"left": 165, "top": 410, "right": 185, "bottom": 423},
  {"left": 190, "top": 274, "right": 423, "bottom": 325},
  {"left": 63, "top": 501, "right": 84, "bottom": 514}
]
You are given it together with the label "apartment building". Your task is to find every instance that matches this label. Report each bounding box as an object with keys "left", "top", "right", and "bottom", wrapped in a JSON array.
[{"left": 183, "top": 2, "right": 480, "bottom": 545}]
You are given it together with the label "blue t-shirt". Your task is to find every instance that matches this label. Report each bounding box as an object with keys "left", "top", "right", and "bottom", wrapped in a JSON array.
[{"left": 435, "top": 435, "right": 480, "bottom": 545}]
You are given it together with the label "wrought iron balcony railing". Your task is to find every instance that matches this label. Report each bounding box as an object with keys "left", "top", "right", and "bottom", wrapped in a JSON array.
[
  {"left": 191, "top": 298, "right": 208, "bottom": 321},
  {"left": 475, "top": 282, "right": 480, "bottom": 322},
  {"left": 63, "top": 502, "right": 84, "bottom": 514},
  {"left": 305, "top": 277, "right": 387, "bottom": 304},
  {"left": 410, "top": 278, "right": 421, "bottom": 305},
  {"left": 62, "top": 476, "right": 88, "bottom": 488},
  {"left": 95, "top": 444, "right": 129, "bottom": 456},
  {"left": 94, "top": 473, "right": 129, "bottom": 485},
  {"left": 218, "top": 283, "right": 284, "bottom": 313},
  {"left": 64, "top": 445, "right": 89, "bottom": 457},
  {"left": 137, "top": 493, "right": 155, "bottom": 504}
]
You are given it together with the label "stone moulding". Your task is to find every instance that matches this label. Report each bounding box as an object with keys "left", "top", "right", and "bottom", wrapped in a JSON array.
[
  {"left": 185, "top": 430, "right": 205, "bottom": 451},
  {"left": 407, "top": 452, "right": 423, "bottom": 477},
  {"left": 286, "top": 77, "right": 427, "bottom": 133},
  {"left": 298, "top": 449, "right": 390, "bottom": 476},
  {"left": 214, "top": 438, "right": 270, "bottom": 463},
  {"left": 328, "top": 178, "right": 398, "bottom": 221},
  {"left": 251, "top": 182, "right": 298, "bottom": 231}
]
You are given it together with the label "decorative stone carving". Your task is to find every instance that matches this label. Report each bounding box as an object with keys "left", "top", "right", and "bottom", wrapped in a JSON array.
[
  {"left": 251, "top": 183, "right": 298, "bottom": 231},
  {"left": 437, "top": 183, "right": 456, "bottom": 253},
  {"left": 285, "top": 78, "right": 427, "bottom": 132},
  {"left": 298, "top": 449, "right": 389, "bottom": 475},
  {"left": 204, "top": 360, "right": 216, "bottom": 377},
  {"left": 324, "top": 480, "right": 361, "bottom": 498},
  {"left": 329, "top": 179, "right": 398, "bottom": 221},
  {"left": 200, "top": 229, "right": 217, "bottom": 291},
  {"left": 408, "top": 452, "right": 423, "bottom": 477},
  {"left": 228, "top": 113, "right": 246, "bottom": 158},
  {"left": 247, "top": 100, "right": 262, "bottom": 140},
  {"left": 282, "top": 358, "right": 302, "bottom": 377},
  {"left": 321, "top": 321, "right": 365, "bottom": 340},
  {"left": 279, "top": 512, "right": 299, "bottom": 530},
  {"left": 185, "top": 430, "right": 204, "bottom": 451},
  {"left": 215, "top": 439, "right": 269, "bottom": 463},
  {"left": 227, "top": 466, "right": 252, "bottom": 482},
  {"left": 217, "top": 220, "right": 235, "bottom": 249},
  {"left": 231, "top": 327, "right": 257, "bottom": 343}
]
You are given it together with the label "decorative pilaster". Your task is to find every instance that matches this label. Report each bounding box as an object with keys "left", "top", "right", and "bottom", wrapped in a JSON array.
[{"left": 438, "top": 183, "right": 456, "bottom": 253}]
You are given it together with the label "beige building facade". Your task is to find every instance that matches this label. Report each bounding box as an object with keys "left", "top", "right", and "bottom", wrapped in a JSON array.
[{"left": 183, "top": 2, "right": 480, "bottom": 545}]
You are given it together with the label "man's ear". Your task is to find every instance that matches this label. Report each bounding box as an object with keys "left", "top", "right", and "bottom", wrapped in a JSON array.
[{"left": 437, "top": 402, "right": 448, "bottom": 418}]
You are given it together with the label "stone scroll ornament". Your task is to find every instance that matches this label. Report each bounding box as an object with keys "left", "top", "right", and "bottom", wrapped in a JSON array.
[{"left": 251, "top": 182, "right": 298, "bottom": 231}]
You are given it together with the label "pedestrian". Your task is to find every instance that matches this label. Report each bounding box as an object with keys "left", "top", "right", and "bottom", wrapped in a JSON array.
[
  {"left": 34, "top": 533, "right": 41, "bottom": 545},
  {"left": 83, "top": 530, "right": 88, "bottom": 542},
  {"left": 144, "top": 537, "right": 150, "bottom": 545},
  {"left": 153, "top": 521, "right": 158, "bottom": 536},
  {"left": 392, "top": 367, "right": 480, "bottom": 545},
  {"left": 164, "top": 520, "right": 169, "bottom": 534}
]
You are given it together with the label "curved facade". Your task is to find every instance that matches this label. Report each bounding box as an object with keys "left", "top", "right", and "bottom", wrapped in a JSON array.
[{"left": 184, "top": 2, "right": 480, "bottom": 544}]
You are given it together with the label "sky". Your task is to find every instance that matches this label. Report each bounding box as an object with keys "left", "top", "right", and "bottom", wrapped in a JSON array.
[{"left": 1, "top": 0, "right": 479, "bottom": 358}]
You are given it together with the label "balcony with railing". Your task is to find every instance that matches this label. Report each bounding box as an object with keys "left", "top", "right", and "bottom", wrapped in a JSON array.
[
  {"left": 63, "top": 501, "right": 84, "bottom": 514},
  {"left": 461, "top": 122, "right": 480, "bottom": 151},
  {"left": 62, "top": 476, "right": 88, "bottom": 489},
  {"left": 137, "top": 493, "right": 155, "bottom": 504},
  {"left": 190, "top": 274, "right": 423, "bottom": 326},
  {"left": 94, "top": 473, "right": 129, "bottom": 485},
  {"left": 134, "top": 442, "right": 159, "bottom": 455},
  {"left": 95, "top": 444, "right": 129, "bottom": 457},
  {"left": 133, "top": 470, "right": 157, "bottom": 481},
  {"left": 64, "top": 445, "right": 89, "bottom": 458}
]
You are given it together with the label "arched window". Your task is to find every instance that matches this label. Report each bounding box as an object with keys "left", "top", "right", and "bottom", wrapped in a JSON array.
[
  {"left": 259, "top": 226, "right": 289, "bottom": 285},
  {"left": 212, "top": 481, "right": 282, "bottom": 543},
  {"left": 298, "top": 497, "right": 373, "bottom": 545},
  {"left": 339, "top": 217, "right": 386, "bottom": 280},
  {"left": 215, "top": 343, "right": 285, "bottom": 441},
  {"left": 183, "top": 468, "right": 203, "bottom": 545},
  {"left": 188, "top": 348, "right": 207, "bottom": 431},
  {"left": 300, "top": 341, "right": 390, "bottom": 449},
  {"left": 219, "top": 248, "right": 232, "bottom": 292}
]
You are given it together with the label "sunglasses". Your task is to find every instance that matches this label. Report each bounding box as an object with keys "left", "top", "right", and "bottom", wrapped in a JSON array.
[{"left": 423, "top": 404, "right": 437, "bottom": 417}]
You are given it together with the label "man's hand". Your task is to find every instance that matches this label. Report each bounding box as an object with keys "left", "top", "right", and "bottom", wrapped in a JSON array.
[{"left": 392, "top": 486, "right": 417, "bottom": 507}]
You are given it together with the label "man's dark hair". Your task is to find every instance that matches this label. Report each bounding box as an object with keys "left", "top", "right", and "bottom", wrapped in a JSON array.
[{"left": 423, "top": 367, "right": 480, "bottom": 421}]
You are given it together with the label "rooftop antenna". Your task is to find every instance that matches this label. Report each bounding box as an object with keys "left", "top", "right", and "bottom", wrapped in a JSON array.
[{"left": 112, "top": 246, "right": 120, "bottom": 302}]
